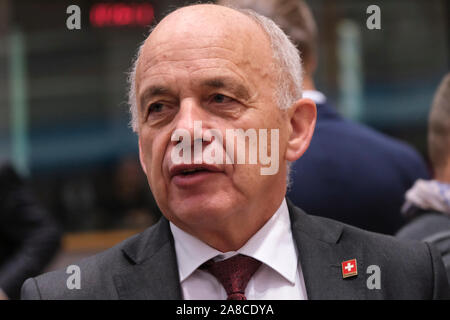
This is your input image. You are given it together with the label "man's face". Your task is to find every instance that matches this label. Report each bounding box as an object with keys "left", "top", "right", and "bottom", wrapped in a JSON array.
[{"left": 135, "top": 6, "right": 292, "bottom": 237}]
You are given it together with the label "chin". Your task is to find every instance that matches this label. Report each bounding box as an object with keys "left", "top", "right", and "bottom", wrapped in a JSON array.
[{"left": 167, "top": 191, "right": 239, "bottom": 226}]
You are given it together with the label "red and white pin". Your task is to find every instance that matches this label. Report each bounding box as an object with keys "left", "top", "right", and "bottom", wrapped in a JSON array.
[{"left": 341, "top": 259, "right": 358, "bottom": 278}]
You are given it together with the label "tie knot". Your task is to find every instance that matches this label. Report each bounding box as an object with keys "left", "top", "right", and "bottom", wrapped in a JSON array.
[{"left": 201, "top": 254, "right": 262, "bottom": 300}]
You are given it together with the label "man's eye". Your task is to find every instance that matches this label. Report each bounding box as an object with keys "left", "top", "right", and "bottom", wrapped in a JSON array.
[
  {"left": 211, "top": 94, "right": 232, "bottom": 104},
  {"left": 149, "top": 102, "right": 164, "bottom": 113}
]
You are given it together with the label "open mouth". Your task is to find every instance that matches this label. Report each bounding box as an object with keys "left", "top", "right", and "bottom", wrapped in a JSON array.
[
  {"left": 170, "top": 164, "right": 222, "bottom": 177},
  {"left": 180, "top": 168, "right": 207, "bottom": 175},
  {"left": 169, "top": 164, "right": 223, "bottom": 187}
]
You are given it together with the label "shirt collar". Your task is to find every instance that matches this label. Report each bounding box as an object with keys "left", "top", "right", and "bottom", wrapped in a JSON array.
[
  {"left": 303, "top": 90, "right": 327, "bottom": 105},
  {"left": 170, "top": 198, "right": 298, "bottom": 285}
]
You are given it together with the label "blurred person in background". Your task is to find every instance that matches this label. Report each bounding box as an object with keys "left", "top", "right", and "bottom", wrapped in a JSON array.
[
  {"left": 0, "top": 162, "right": 61, "bottom": 300},
  {"left": 397, "top": 73, "right": 450, "bottom": 283},
  {"left": 99, "top": 155, "right": 162, "bottom": 230},
  {"left": 219, "top": 0, "right": 431, "bottom": 235}
]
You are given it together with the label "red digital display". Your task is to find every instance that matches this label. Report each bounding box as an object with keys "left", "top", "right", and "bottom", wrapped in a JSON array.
[{"left": 90, "top": 3, "right": 154, "bottom": 27}]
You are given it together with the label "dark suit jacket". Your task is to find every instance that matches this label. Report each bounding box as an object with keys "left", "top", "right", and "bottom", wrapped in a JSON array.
[
  {"left": 21, "top": 201, "right": 449, "bottom": 299},
  {"left": 0, "top": 163, "right": 61, "bottom": 299},
  {"left": 287, "top": 102, "right": 430, "bottom": 235}
]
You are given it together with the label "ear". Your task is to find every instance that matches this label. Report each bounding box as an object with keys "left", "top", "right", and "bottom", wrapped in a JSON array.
[
  {"left": 285, "top": 98, "right": 317, "bottom": 162},
  {"left": 138, "top": 138, "right": 148, "bottom": 175}
]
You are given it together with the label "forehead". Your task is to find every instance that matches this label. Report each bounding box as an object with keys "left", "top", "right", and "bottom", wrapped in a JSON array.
[
  {"left": 146, "top": 5, "right": 266, "bottom": 48},
  {"left": 136, "top": 6, "right": 275, "bottom": 88}
]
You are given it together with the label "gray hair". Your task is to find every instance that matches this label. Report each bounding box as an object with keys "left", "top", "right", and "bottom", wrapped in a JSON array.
[
  {"left": 127, "top": 4, "right": 303, "bottom": 133},
  {"left": 127, "top": 41, "right": 145, "bottom": 133},
  {"left": 428, "top": 73, "right": 450, "bottom": 172},
  {"left": 218, "top": 0, "right": 318, "bottom": 73}
]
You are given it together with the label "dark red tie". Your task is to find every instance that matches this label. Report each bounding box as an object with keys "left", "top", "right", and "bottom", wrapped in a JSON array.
[{"left": 201, "top": 254, "right": 262, "bottom": 300}]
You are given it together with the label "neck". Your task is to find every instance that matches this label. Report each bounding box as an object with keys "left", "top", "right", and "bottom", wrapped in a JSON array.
[
  {"left": 435, "top": 163, "right": 450, "bottom": 184},
  {"left": 177, "top": 192, "right": 286, "bottom": 252},
  {"left": 203, "top": 199, "right": 283, "bottom": 252}
]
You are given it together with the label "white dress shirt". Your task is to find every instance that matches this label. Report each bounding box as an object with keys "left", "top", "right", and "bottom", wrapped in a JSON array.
[
  {"left": 303, "top": 90, "right": 327, "bottom": 105},
  {"left": 170, "top": 198, "right": 308, "bottom": 300}
]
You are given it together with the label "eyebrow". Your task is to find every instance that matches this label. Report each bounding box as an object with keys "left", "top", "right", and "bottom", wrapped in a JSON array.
[
  {"left": 139, "top": 86, "right": 172, "bottom": 113},
  {"left": 201, "top": 77, "right": 250, "bottom": 100},
  {"left": 138, "top": 77, "right": 251, "bottom": 112}
]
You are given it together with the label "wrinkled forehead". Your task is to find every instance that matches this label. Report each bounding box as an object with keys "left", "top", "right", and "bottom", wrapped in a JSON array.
[{"left": 137, "top": 5, "right": 274, "bottom": 75}]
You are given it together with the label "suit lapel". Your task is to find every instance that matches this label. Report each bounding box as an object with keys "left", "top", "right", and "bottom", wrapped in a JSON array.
[
  {"left": 288, "top": 201, "right": 366, "bottom": 299},
  {"left": 114, "top": 217, "right": 182, "bottom": 300},
  {"left": 112, "top": 200, "right": 367, "bottom": 299}
]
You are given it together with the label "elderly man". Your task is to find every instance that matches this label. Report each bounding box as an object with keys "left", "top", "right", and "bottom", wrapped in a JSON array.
[{"left": 21, "top": 4, "right": 449, "bottom": 300}]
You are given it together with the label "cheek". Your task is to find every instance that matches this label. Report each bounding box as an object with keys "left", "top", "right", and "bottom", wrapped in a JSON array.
[
  {"left": 141, "top": 131, "right": 173, "bottom": 212},
  {"left": 140, "top": 130, "right": 167, "bottom": 184},
  {"left": 231, "top": 164, "right": 262, "bottom": 194}
]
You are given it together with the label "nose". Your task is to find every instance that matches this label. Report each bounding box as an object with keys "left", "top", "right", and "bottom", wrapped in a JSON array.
[
  {"left": 172, "top": 98, "right": 211, "bottom": 146},
  {"left": 169, "top": 98, "right": 225, "bottom": 166},
  {"left": 174, "top": 98, "right": 202, "bottom": 134}
]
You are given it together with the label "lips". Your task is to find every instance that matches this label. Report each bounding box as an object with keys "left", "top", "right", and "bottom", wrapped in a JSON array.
[
  {"left": 169, "top": 164, "right": 223, "bottom": 177},
  {"left": 169, "top": 164, "right": 224, "bottom": 187}
]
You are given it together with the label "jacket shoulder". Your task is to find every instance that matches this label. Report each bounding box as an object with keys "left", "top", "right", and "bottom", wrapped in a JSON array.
[
  {"left": 289, "top": 201, "right": 449, "bottom": 299},
  {"left": 21, "top": 224, "right": 159, "bottom": 300},
  {"left": 315, "top": 113, "right": 429, "bottom": 176},
  {"left": 309, "top": 214, "right": 450, "bottom": 299}
]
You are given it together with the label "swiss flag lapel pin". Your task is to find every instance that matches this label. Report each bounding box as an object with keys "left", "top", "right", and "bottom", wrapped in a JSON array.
[{"left": 341, "top": 259, "right": 358, "bottom": 278}]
